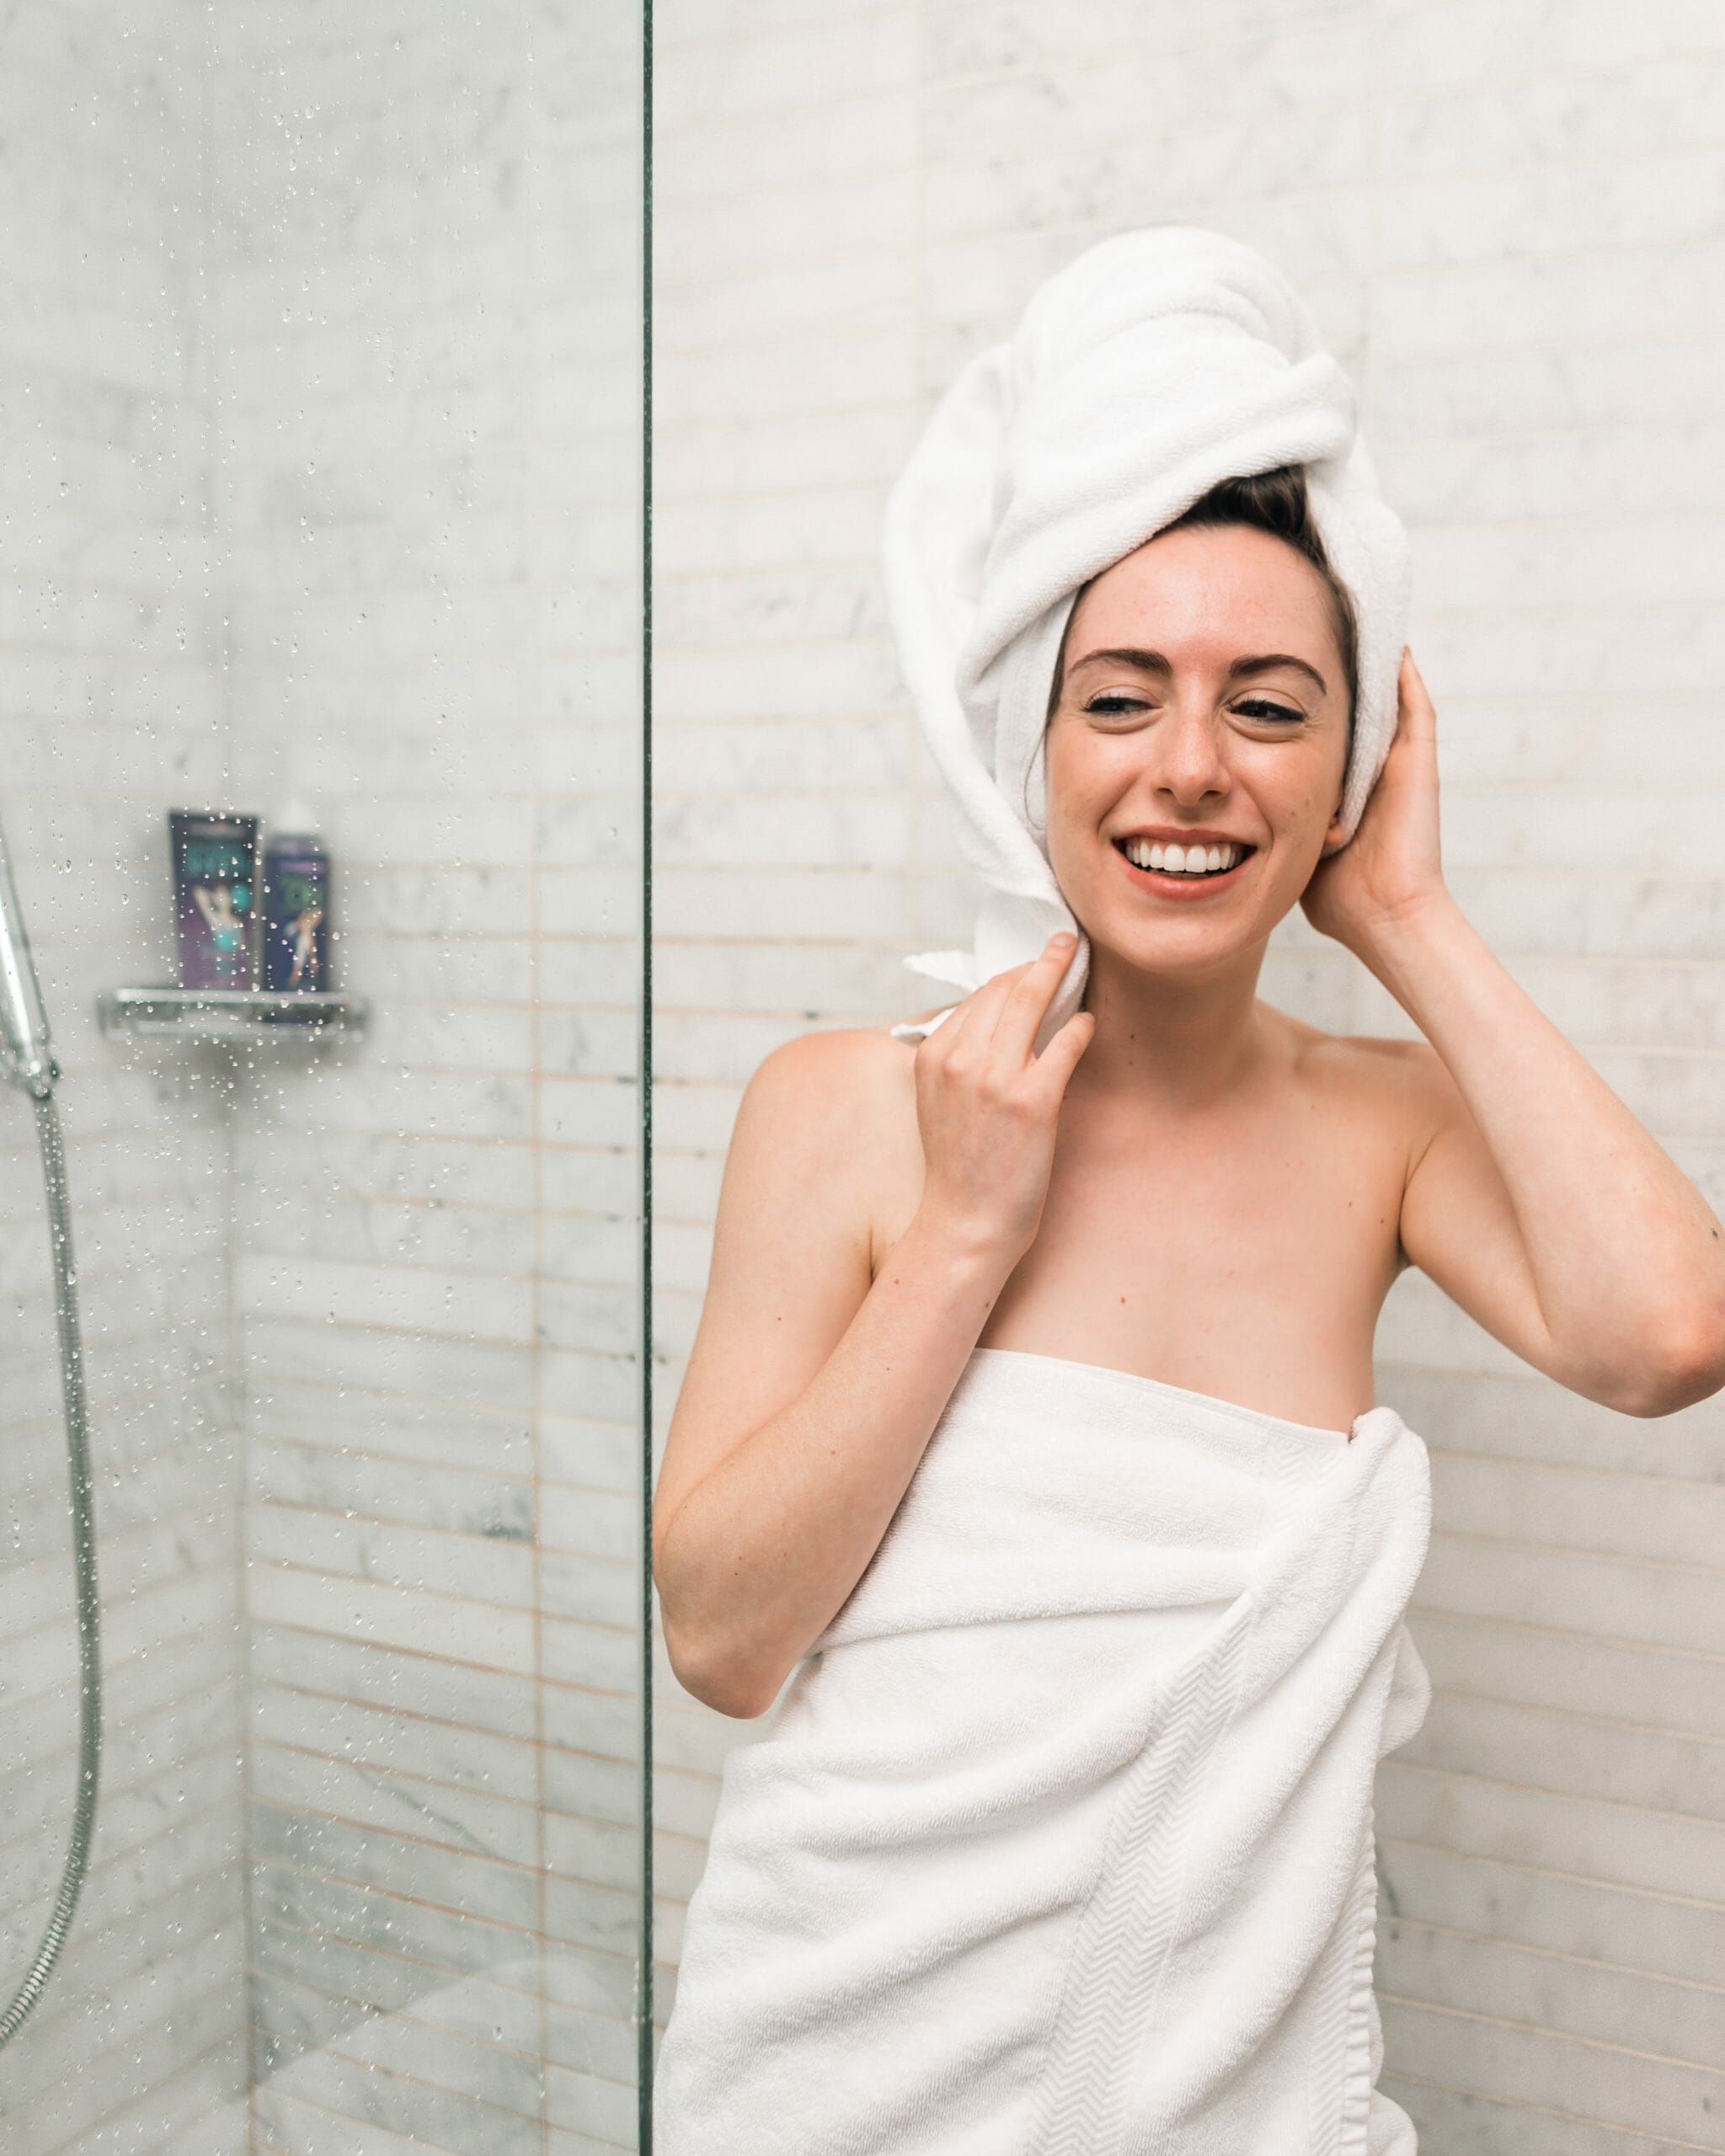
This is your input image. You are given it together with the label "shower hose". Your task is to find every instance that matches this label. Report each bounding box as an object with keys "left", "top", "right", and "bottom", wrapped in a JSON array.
[{"left": 0, "top": 1091, "right": 100, "bottom": 2049}]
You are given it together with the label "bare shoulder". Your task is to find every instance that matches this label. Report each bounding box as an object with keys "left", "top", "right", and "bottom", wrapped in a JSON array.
[
  {"left": 736, "top": 1017, "right": 921, "bottom": 1175},
  {"left": 746, "top": 1015, "right": 920, "bottom": 1105},
  {"left": 1273, "top": 1006, "right": 1457, "bottom": 1142},
  {"left": 744, "top": 1017, "right": 931, "bottom": 1251}
]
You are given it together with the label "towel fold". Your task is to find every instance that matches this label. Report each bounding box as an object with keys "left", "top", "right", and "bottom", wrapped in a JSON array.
[
  {"left": 653, "top": 1348, "right": 1433, "bottom": 2154},
  {"left": 883, "top": 227, "right": 1413, "bottom": 1049}
]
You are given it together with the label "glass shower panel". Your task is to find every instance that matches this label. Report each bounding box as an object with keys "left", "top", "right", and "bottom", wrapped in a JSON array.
[
  {"left": 0, "top": 3, "right": 647, "bottom": 2151},
  {"left": 0, "top": 5, "right": 248, "bottom": 2148}
]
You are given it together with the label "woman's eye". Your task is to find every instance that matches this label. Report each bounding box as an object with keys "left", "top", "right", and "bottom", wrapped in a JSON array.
[
  {"left": 1084, "top": 695, "right": 1149, "bottom": 716},
  {"left": 1236, "top": 697, "right": 1305, "bottom": 723}
]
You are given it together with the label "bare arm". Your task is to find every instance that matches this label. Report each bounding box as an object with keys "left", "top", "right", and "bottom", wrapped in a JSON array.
[
  {"left": 1305, "top": 650, "right": 1725, "bottom": 1417},
  {"left": 1373, "top": 906, "right": 1725, "bottom": 1413},
  {"left": 653, "top": 938, "right": 1094, "bottom": 1717}
]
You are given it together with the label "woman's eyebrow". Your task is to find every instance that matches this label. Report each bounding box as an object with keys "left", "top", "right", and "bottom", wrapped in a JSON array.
[{"left": 1068, "top": 647, "right": 1328, "bottom": 696}]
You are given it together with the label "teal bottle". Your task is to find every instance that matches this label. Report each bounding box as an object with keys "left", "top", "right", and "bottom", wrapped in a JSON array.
[{"left": 261, "top": 809, "right": 329, "bottom": 993}]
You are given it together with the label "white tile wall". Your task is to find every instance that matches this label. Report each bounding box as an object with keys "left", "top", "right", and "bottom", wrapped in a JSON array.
[
  {"left": 207, "top": 3, "right": 645, "bottom": 2152},
  {"left": 0, "top": 3, "right": 248, "bottom": 2152},
  {"left": 3, "top": 4, "right": 644, "bottom": 2149},
  {"left": 651, "top": 2, "right": 1725, "bottom": 2143}
]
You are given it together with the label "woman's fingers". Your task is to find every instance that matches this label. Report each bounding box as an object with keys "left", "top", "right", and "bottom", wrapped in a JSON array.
[
  {"left": 918, "top": 933, "right": 1081, "bottom": 1091},
  {"left": 911, "top": 934, "right": 1092, "bottom": 1262},
  {"left": 1029, "top": 1003, "right": 1096, "bottom": 1097},
  {"left": 1397, "top": 647, "right": 1438, "bottom": 747},
  {"left": 922, "top": 969, "right": 1023, "bottom": 1063},
  {"left": 922, "top": 939, "right": 1060, "bottom": 1054},
  {"left": 987, "top": 932, "right": 1079, "bottom": 1057}
]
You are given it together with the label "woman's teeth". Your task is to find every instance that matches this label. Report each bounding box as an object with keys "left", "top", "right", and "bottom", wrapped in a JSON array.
[{"left": 1120, "top": 838, "right": 1243, "bottom": 876}]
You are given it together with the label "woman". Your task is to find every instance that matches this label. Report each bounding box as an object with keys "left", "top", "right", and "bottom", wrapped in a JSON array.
[{"left": 651, "top": 237, "right": 1725, "bottom": 2153}]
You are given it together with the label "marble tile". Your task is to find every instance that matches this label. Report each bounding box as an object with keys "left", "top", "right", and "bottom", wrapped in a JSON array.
[
  {"left": 248, "top": 1625, "right": 539, "bottom": 1745},
  {"left": 1, "top": 13, "right": 614, "bottom": 2153},
  {"left": 255, "top": 1686, "right": 538, "bottom": 1805},
  {"left": 248, "top": 1807, "right": 538, "bottom": 1948},
  {"left": 1379, "top": 1917, "right": 1725, "bottom": 2067},
  {"left": 254, "top": 1969, "right": 544, "bottom": 2127},
  {"left": 247, "top": 1564, "right": 537, "bottom": 1676},
  {"left": 253, "top": 1739, "right": 541, "bottom": 1869},
  {"left": 1377, "top": 1760, "right": 1725, "bottom": 1904},
  {"left": 248, "top": 1434, "right": 534, "bottom": 1544}
]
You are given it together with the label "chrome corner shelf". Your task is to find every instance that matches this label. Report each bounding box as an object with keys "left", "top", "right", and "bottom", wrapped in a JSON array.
[{"left": 97, "top": 987, "right": 370, "bottom": 1042}]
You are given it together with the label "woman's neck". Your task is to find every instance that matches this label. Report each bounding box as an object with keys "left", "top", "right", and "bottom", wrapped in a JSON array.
[{"left": 1070, "top": 942, "right": 1273, "bottom": 1112}]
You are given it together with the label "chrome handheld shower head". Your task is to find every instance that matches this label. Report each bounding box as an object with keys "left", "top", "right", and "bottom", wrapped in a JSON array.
[{"left": 0, "top": 817, "right": 57, "bottom": 1097}]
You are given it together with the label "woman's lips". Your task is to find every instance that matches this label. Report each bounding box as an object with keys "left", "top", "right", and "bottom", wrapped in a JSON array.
[{"left": 1111, "top": 837, "right": 1255, "bottom": 899}]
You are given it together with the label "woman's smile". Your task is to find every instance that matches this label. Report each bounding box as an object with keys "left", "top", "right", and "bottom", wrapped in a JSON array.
[
  {"left": 1109, "top": 828, "right": 1258, "bottom": 900},
  {"left": 1041, "top": 525, "right": 1357, "bottom": 965}
]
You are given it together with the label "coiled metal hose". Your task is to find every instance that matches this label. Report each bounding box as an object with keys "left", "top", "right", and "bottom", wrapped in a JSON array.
[{"left": 0, "top": 1091, "right": 100, "bottom": 2049}]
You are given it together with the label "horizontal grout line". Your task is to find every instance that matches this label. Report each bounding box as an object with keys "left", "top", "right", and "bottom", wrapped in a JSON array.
[
  {"left": 260, "top": 1970, "right": 634, "bottom": 2072},
  {"left": 254, "top": 1733, "right": 549, "bottom": 1815},
  {"left": 1426, "top": 1440, "right": 1725, "bottom": 1492},
  {"left": 244, "top": 1385, "right": 631, "bottom": 1434},
  {"left": 3, "top": 1561, "right": 243, "bottom": 1652},
  {"left": 0, "top": 1738, "right": 241, "bottom": 1870},
  {"left": 1375, "top": 1983, "right": 1725, "bottom": 2072},
  {"left": 49, "top": 2026, "right": 248, "bottom": 2156},
  {"left": 1378, "top": 2067, "right": 1722, "bottom": 2152},
  {"left": 250, "top": 1438, "right": 534, "bottom": 1488},
  {"left": 249, "top": 1475, "right": 637, "bottom": 1529},
  {"left": 649, "top": 1817, "right": 723, "bottom": 1855},
  {"left": 1381, "top": 1907, "right": 1725, "bottom": 1999},
  {"left": 1427, "top": 1523, "right": 1725, "bottom": 1581},
  {"left": 0, "top": 1803, "right": 238, "bottom": 1926},
  {"left": 247, "top": 1840, "right": 634, "bottom": 1934},
  {"left": 6, "top": 1855, "right": 247, "bottom": 2041},
  {"left": 649, "top": 382, "right": 1725, "bottom": 482},
  {"left": 251, "top": 1681, "right": 633, "bottom": 1764},
  {"left": 249, "top": 1922, "right": 636, "bottom": 2027},
  {"left": 234, "top": 1259, "right": 638, "bottom": 1294},
  {"left": 0, "top": 1617, "right": 241, "bottom": 1720},
  {"left": 907, "top": 204, "right": 1725, "bottom": 287},
  {"left": 248, "top": 1970, "right": 548, "bottom": 2085},
  {"left": 243, "top": 1601, "right": 638, "bottom": 1705},
  {"left": 249, "top": 2036, "right": 551, "bottom": 2136},
  {"left": 245, "top": 1614, "right": 632, "bottom": 1692},
  {"left": 1425, "top": 1677, "right": 1725, "bottom": 1748},
  {"left": 247, "top": 1490, "right": 636, "bottom": 1562},
  {"left": 654, "top": 0, "right": 916, "bottom": 61},
  {"left": 1412, "top": 1602, "right": 1725, "bottom": 1671},
  {"left": 1381, "top": 1759, "right": 1725, "bottom": 1852},
  {"left": 249, "top": 1797, "right": 545, "bottom": 1885},
  {"left": 249, "top": 2041, "right": 637, "bottom": 2141}
]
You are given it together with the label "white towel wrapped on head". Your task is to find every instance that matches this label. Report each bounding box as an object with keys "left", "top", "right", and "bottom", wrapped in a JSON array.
[{"left": 884, "top": 226, "right": 1413, "bottom": 1049}]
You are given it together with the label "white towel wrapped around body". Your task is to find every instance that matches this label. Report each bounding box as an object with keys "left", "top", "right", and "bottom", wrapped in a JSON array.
[
  {"left": 654, "top": 1348, "right": 1433, "bottom": 2154},
  {"left": 883, "top": 227, "right": 1413, "bottom": 1049}
]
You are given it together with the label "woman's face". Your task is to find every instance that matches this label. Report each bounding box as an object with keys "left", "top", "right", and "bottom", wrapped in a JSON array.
[{"left": 1044, "top": 521, "right": 1351, "bottom": 981}]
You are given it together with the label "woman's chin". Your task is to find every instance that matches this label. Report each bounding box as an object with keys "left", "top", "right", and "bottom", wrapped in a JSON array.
[
  {"left": 1089, "top": 918, "right": 1271, "bottom": 981},
  {"left": 1080, "top": 871, "right": 1313, "bottom": 973}
]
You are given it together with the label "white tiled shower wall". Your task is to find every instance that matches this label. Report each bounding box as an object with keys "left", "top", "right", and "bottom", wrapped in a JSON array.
[
  {"left": 0, "top": 4, "right": 248, "bottom": 2151},
  {"left": 2, "top": 4, "right": 644, "bottom": 2154},
  {"left": 211, "top": 5, "right": 644, "bottom": 2154},
  {"left": 650, "top": 2, "right": 1725, "bottom": 2146}
]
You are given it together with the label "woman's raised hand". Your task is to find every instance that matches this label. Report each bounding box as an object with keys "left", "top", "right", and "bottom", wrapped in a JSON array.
[
  {"left": 1301, "top": 646, "right": 1448, "bottom": 958},
  {"left": 911, "top": 931, "right": 1096, "bottom": 1264}
]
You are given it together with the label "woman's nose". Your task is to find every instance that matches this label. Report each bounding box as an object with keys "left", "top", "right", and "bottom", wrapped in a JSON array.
[{"left": 1151, "top": 703, "right": 1230, "bottom": 803}]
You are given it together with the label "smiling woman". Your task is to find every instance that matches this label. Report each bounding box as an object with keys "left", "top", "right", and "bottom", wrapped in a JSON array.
[
  {"left": 649, "top": 227, "right": 1725, "bottom": 2155},
  {"left": 1044, "top": 501, "right": 1357, "bottom": 965}
]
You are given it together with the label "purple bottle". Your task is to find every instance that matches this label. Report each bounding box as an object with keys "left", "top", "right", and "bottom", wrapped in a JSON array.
[
  {"left": 262, "top": 810, "right": 329, "bottom": 993},
  {"left": 169, "top": 810, "right": 259, "bottom": 990}
]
